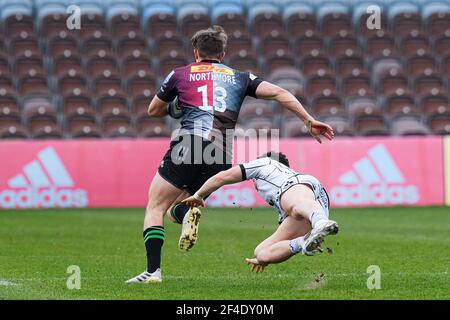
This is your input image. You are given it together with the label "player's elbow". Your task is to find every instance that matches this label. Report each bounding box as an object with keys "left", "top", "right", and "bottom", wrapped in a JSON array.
[
  {"left": 273, "top": 86, "right": 289, "bottom": 101},
  {"left": 147, "top": 104, "right": 158, "bottom": 117},
  {"left": 213, "top": 174, "right": 228, "bottom": 187},
  {"left": 255, "top": 251, "right": 270, "bottom": 265}
]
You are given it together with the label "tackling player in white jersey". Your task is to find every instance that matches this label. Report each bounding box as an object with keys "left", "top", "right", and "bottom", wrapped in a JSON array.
[{"left": 182, "top": 151, "right": 339, "bottom": 272}]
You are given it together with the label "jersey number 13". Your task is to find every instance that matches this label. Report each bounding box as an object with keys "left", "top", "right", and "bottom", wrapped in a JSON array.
[{"left": 197, "top": 84, "right": 227, "bottom": 112}]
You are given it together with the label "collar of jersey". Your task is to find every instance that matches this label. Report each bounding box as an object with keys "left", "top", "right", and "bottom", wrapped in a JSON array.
[{"left": 199, "top": 59, "right": 221, "bottom": 63}]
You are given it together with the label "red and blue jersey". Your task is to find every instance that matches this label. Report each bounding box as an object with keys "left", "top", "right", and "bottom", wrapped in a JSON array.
[{"left": 156, "top": 60, "right": 263, "bottom": 140}]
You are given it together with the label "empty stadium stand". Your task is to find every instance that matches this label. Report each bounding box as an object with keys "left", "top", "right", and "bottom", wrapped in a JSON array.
[{"left": 0, "top": 0, "right": 449, "bottom": 139}]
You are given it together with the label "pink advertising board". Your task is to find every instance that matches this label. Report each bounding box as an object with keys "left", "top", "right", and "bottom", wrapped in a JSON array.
[
  {"left": 282, "top": 136, "right": 444, "bottom": 207},
  {"left": 0, "top": 137, "right": 444, "bottom": 209}
]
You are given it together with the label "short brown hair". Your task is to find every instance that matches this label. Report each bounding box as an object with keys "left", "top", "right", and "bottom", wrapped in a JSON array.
[{"left": 191, "top": 25, "right": 227, "bottom": 59}]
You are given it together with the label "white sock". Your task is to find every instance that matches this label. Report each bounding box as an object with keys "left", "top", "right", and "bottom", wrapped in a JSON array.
[
  {"left": 310, "top": 211, "right": 328, "bottom": 229},
  {"left": 289, "top": 236, "right": 305, "bottom": 254}
]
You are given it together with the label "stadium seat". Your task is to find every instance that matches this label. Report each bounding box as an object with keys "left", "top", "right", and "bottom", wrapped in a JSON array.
[
  {"left": 116, "top": 32, "right": 148, "bottom": 58},
  {"left": 341, "top": 70, "right": 372, "bottom": 96},
  {"left": 62, "top": 89, "right": 96, "bottom": 124},
  {"left": 109, "top": 12, "right": 141, "bottom": 38},
  {"left": 142, "top": 2, "right": 177, "bottom": 37},
  {"left": 47, "top": 32, "right": 79, "bottom": 56},
  {"left": 158, "top": 51, "right": 189, "bottom": 76},
  {"left": 283, "top": 3, "right": 316, "bottom": 37},
  {"left": 413, "top": 72, "right": 446, "bottom": 94},
  {"left": 365, "top": 30, "right": 396, "bottom": 57},
  {"left": 391, "top": 116, "right": 430, "bottom": 136},
  {"left": 329, "top": 30, "right": 359, "bottom": 57},
  {"left": 86, "top": 51, "right": 118, "bottom": 77},
  {"left": 335, "top": 51, "right": 365, "bottom": 75},
  {"left": 153, "top": 31, "right": 185, "bottom": 57},
  {"left": 300, "top": 52, "right": 332, "bottom": 76},
  {"left": 82, "top": 31, "right": 113, "bottom": 56},
  {"left": 228, "top": 50, "right": 259, "bottom": 75},
  {"left": 422, "top": 1, "right": 450, "bottom": 36},
  {"left": 248, "top": 3, "right": 282, "bottom": 36},
  {"left": 320, "top": 115, "right": 355, "bottom": 136},
  {"left": 121, "top": 52, "right": 153, "bottom": 77},
  {"left": 265, "top": 50, "right": 295, "bottom": 74},
  {"left": 226, "top": 31, "right": 253, "bottom": 56},
  {"left": 79, "top": 12, "right": 107, "bottom": 38},
  {"left": 131, "top": 94, "right": 155, "bottom": 119},
  {"left": 178, "top": 3, "right": 211, "bottom": 37},
  {"left": 52, "top": 51, "right": 83, "bottom": 75},
  {"left": 137, "top": 118, "right": 171, "bottom": 137},
  {"left": 66, "top": 117, "right": 101, "bottom": 138},
  {"left": 421, "top": 92, "right": 450, "bottom": 118},
  {"left": 125, "top": 71, "right": 156, "bottom": 97},
  {"left": 93, "top": 72, "right": 123, "bottom": 95},
  {"left": 388, "top": 2, "right": 421, "bottom": 35},
  {"left": 267, "top": 67, "right": 303, "bottom": 84},
  {"left": 354, "top": 114, "right": 389, "bottom": 136},
  {"left": 239, "top": 100, "right": 274, "bottom": 121},
  {"left": 312, "top": 92, "right": 346, "bottom": 117},
  {"left": 347, "top": 96, "right": 382, "bottom": 119},
  {"left": 211, "top": 2, "right": 245, "bottom": 33},
  {"left": 407, "top": 52, "right": 438, "bottom": 75},
  {"left": 293, "top": 31, "right": 323, "bottom": 58},
  {"left": 0, "top": 104, "right": 21, "bottom": 128},
  {"left": 18, "top": 72, "right": 50, "bottom": 96},
  {"left": 10, "top": 32, "right": 40, "bottom": 56},
  {"left": 40, "top": 10, "right": 68, "bottom": 37},
  {"left": 384, "top": 91, "right": 420, "bottom": 118},
  {"left": 4, "top": 12, "right": 35, "bottom": 37},
  {"left": 399, "top": 30, "right": 431, "bottom": 56},
  {"left": 259, "top": 31, "right": 290, "bottom": 56},
  {"left": 0, "top": 75, "right": 14, "bottom": 91},
  {"left": 435, "top": 31, "right": 450, "bottom": 56},
  {"left": 58, "top": 70, "right": 88, "bottom": 94},
  {"left": 376, "top": 68, "right": 408, "bottom": 95},
  {"left": 428, "top": 114, "right": 450, "bottom": 135},
  {"left": 1, "top": 1, "right": 33, "bottom": 32},
  {"left": 0, "top": 124, "right": 29, "bottom": 139},
  {"left": 317, "top": 2, "right": 351, "bottom": 35},
  {"left": 282, "top": 118, "right": 310, "bottom": 138},
  {"left": 308, "top": 71, "right": 339, "bottom": 97}
]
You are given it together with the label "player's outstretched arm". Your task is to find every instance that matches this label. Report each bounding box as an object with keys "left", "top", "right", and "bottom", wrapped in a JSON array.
[
  {"left": 182, "top": 166, "right": 244, "bottom": 207},
  {"left": 147, "top": 96, "right": 169, "bottom": 117},
  {"left": 255, "top": 81, "right": 334, "bottom": 143}
]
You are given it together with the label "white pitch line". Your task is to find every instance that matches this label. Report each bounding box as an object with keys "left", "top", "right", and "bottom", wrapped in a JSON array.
[{"left": 0, "top": 279, "right": 18, "bottom": 286}]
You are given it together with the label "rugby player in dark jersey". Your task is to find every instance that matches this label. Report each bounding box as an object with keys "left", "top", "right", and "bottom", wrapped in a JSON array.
[{"left": 127, "top": 26, "right": 334, "bottom": 283}]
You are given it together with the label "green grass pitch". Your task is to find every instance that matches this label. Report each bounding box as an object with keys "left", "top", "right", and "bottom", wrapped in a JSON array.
[{"left": 0, "top": 207, "right": 449, "bottom": 300}]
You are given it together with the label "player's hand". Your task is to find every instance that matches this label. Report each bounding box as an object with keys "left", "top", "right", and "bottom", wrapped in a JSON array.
[
  {"left": 182, "top": 196, "right": 205, "bottom": 208},
  {"left": 305, "top": 118, "right": 334, "bottom": 143},
  {"left": 245, "top": 258, "right": 267, "bottom": 273}
]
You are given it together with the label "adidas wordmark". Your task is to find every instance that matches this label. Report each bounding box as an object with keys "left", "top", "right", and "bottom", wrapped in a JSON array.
[
  {"left": 330, "top": 144, "right": 419, "bottom": 206},
  {"left": 0, "top": 147, "right": 88, "bottom": 208}
]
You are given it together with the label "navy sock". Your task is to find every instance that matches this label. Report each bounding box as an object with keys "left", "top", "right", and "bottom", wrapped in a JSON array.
[
  {"left": 170, "top": 203, "right": 190, "bottom": 224},
  {"left": 143, "top": 226, "right": 164, "bottom": 273}
]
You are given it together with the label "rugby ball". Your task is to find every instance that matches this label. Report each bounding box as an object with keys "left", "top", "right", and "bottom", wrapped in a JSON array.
[{"left": 167, "top": 97, "right": 183, "bottom": 119}]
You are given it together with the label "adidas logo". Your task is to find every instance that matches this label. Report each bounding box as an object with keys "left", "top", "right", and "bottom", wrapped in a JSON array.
[
  {"left": 330, "top": 144, "right": 419, "bottom": 205},
  {"left": 0, "top": 147, "right": 88, "bottom": 208}
]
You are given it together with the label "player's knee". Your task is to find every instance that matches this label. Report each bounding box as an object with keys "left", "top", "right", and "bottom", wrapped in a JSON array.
[
  {"left": 291, "top": 200, "right": 316, "bottom": 217},
  {"left": 166, "top": 210, "right": 177, "bottom": 223}
]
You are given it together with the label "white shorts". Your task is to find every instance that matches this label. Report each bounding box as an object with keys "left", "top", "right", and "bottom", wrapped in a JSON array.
[{"left": 276, "top": 174, "right": 330, "bottom": 223}]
